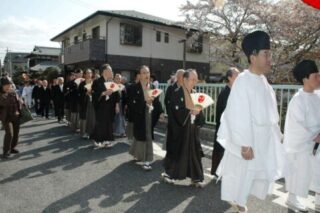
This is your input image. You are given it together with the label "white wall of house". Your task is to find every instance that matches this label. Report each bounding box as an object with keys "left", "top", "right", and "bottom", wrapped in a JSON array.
[{"left": 60, "top": 15, "right": 209, "bottom": 64}]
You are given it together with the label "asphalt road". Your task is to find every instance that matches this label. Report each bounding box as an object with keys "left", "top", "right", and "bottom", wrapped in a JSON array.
[{"left": 0, "top": 118, "right": 318, "bottom": 213}]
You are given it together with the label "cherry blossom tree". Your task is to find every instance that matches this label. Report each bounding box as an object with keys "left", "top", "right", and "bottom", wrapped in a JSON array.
[{"left": 181, "top": 0, "right": 320, "bottom": 83}]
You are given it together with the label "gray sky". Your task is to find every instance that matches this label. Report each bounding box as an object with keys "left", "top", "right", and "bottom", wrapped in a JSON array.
[{"left": 0, "top": 0, "right": 189, "bottom": 62}]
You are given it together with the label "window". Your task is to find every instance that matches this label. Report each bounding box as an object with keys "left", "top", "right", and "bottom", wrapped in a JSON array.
[
  {"left": 186, "top": 32, "right": 203, "bottom": 53},
  {"left": 63, "top": 38, "right": 70, "bottom": 48},
  {"left": 74, "top": 36, "right": 79, "bottom": 44},
  {"left": 120, "top": 23, "right": 142, "bottom": 46},
  {"left": 156, "top": 31, "right": 161, "bottom": 42},
  {"left": 92, "top": 26, "right": 100, "bottom": 39},
  {"left": 164, "top": 32, "right": 169, "bottom": 43},
  {"left": 82, "top": 33, "right": 87, "bottom": 41}
]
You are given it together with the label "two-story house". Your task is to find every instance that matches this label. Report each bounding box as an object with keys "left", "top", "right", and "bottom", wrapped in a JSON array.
[{"left": 51, "top": 10, "right": 210, "bottom": 82}]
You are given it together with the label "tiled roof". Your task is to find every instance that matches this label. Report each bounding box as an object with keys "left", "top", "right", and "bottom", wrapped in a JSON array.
[
  {"left": 51, "top": 10, "right": 188, "bottom": 41},
  {"left": 105, "top": 10, "right": 178, "bottom": 27},
  {"left": 26, "top": 46, "right": 61, "bottom": 57}
]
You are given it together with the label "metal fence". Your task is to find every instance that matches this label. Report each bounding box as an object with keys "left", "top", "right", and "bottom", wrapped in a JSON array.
[{"left": 158, "top": 83, "right": 301, "bottom": 129}]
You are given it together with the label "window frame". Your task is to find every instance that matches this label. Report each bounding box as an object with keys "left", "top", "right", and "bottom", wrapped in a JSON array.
[
  {"left": 120, "top": 23, "right": 143, "bottom": 46},
  {"left": 164, "top": 32, "right": 169, "bottom": 43}
]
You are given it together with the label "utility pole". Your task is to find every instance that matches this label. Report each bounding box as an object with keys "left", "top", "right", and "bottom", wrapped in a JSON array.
[
  {"left": 6, "top": 47, "right": 12, "bottom": 77},
  {"left": 179, "top": 39, "right": 186, "bottom": 69}
]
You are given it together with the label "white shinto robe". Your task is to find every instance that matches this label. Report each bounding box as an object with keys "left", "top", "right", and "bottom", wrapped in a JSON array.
[
  {"left": 284, "top": 89, "right": 320, "bottom": 197},
  {"left": 22, "top": 85, "right": 34, "bottom": 108},
  {"left": 217, "top": 70, "right": 287, "bottom": 206}
]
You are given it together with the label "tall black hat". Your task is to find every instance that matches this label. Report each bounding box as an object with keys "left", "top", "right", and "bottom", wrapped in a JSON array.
[{"left": 242, "top": 30, "right": 270, "bottom": 57}]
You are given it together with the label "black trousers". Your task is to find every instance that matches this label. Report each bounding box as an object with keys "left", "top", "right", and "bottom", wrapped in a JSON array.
[
  {"left": 34, "top": 99, "right": 41, "bottom": 115},
  {"left": 2, "top": 117, "right": 20, "bottom": 154},
  {"left": 56, "top": 102, "right": 64, "bottom": 121},
  {"left": 40, "top": 102, "right": 50, "bottom": 118},
  {"left": 53, "top": 101, "right": 58, "bottom": 117}
]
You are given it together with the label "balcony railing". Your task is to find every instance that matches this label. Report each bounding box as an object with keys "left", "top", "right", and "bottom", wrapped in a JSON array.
[{"left": 64, "top": 38, "right": 105, "bottom": 64}]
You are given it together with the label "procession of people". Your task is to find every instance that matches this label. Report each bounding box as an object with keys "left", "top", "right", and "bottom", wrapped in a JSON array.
[{"left": 1, "top": 30, "right": 320, "bottom": 213}]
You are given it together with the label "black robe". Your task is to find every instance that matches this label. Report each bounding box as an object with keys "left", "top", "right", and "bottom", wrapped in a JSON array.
[
  {"left": 31, "top": 85, "right": 41, "bottom": 100},
  {"left": 164, "top": 87, "right": 205, "bottom": 181},
  {"left": 52, "top": 85, "right": 65, "bottom": 120},
  {"left": 125, "top": 83, "right": 135, "bottom": 122},
  {"left": 52, "top": 85, "right": 64, "bottom": 108},
  {"left": 131, "top": 82, "right": 163, "bottom": 141},
  {"left": 32, "top": 85, "right": 42, "bottom": 115},
  {"left": 69, "top": 80, "right": 80, "bottom": 113},
  {"left": 164, "top": 83, "right": 179, "bottom": 147},
  {"left": 39, "top": 87, "right": 51, "bottom": 118},
  {"left": 120, "top": 83, "right": 128, "bottom": 114},
  {"left": 164, "top": 83, "right": 178, "bottom": 113},
  {"left": 211, "top": 85, "right": 230, "bottom": 175},
  {"left": 39, "top": 87, "right": 51, "bottom": 104},
  {"left": 91, "top": 77, "right": 120, "bottom": 142},
  {"left": 78, "top": 81, "right": 90, "bottom": 120},
  {"left": 63, "top": 81, "right": 73, "bottom": 110}
]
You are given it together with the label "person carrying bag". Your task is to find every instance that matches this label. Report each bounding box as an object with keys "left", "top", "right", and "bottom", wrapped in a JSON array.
[{"left": 0, "top": 78, "right": 21, "bottom": 159}]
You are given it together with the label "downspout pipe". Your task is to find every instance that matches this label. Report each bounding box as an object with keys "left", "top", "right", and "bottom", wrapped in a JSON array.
[{"left": 105, "top": 17, "right": 113, "bottom": 63}]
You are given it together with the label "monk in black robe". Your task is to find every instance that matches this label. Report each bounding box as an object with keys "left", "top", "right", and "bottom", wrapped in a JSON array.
[
  {"left": 163, "top": 69, "right": 205, "bottom": 187},
  {"left": 163, "top": 69, "right": 185, "bottom": 150},
  {"left": 129, "top": 65, "right": 164, "bottom": 170},
  {"left": 91, "top": 64, "right": 120, "bottom": 148},
  {"left": 210, "top": 67, "right": 239, "bottom": 176}
]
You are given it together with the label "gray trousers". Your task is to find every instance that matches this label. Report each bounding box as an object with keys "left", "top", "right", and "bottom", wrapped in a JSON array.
[{"left": 70, "top": 112, "right": 79, "bottom": 131}]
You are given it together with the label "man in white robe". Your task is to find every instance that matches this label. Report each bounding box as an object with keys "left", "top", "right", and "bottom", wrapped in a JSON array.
[
  {"left": 22, "top": 82, "right": 33, "bottom": 108},
  {"left": 216, "top": 31, "right": 287, "bottom": 213},
  {"left": 284, "top": 60, "right": 320, "bottom": 212}
]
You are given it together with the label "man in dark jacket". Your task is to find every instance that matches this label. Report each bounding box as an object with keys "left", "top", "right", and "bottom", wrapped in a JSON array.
[
  {"left": 39, "top": 80, "right": 51, "bottom": 119},
  {"left": 52, "top": 77, "right": 65, "bottom": 123},
  {"left": 32, "top": 79, "right": 42, "bottom": 116}
]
